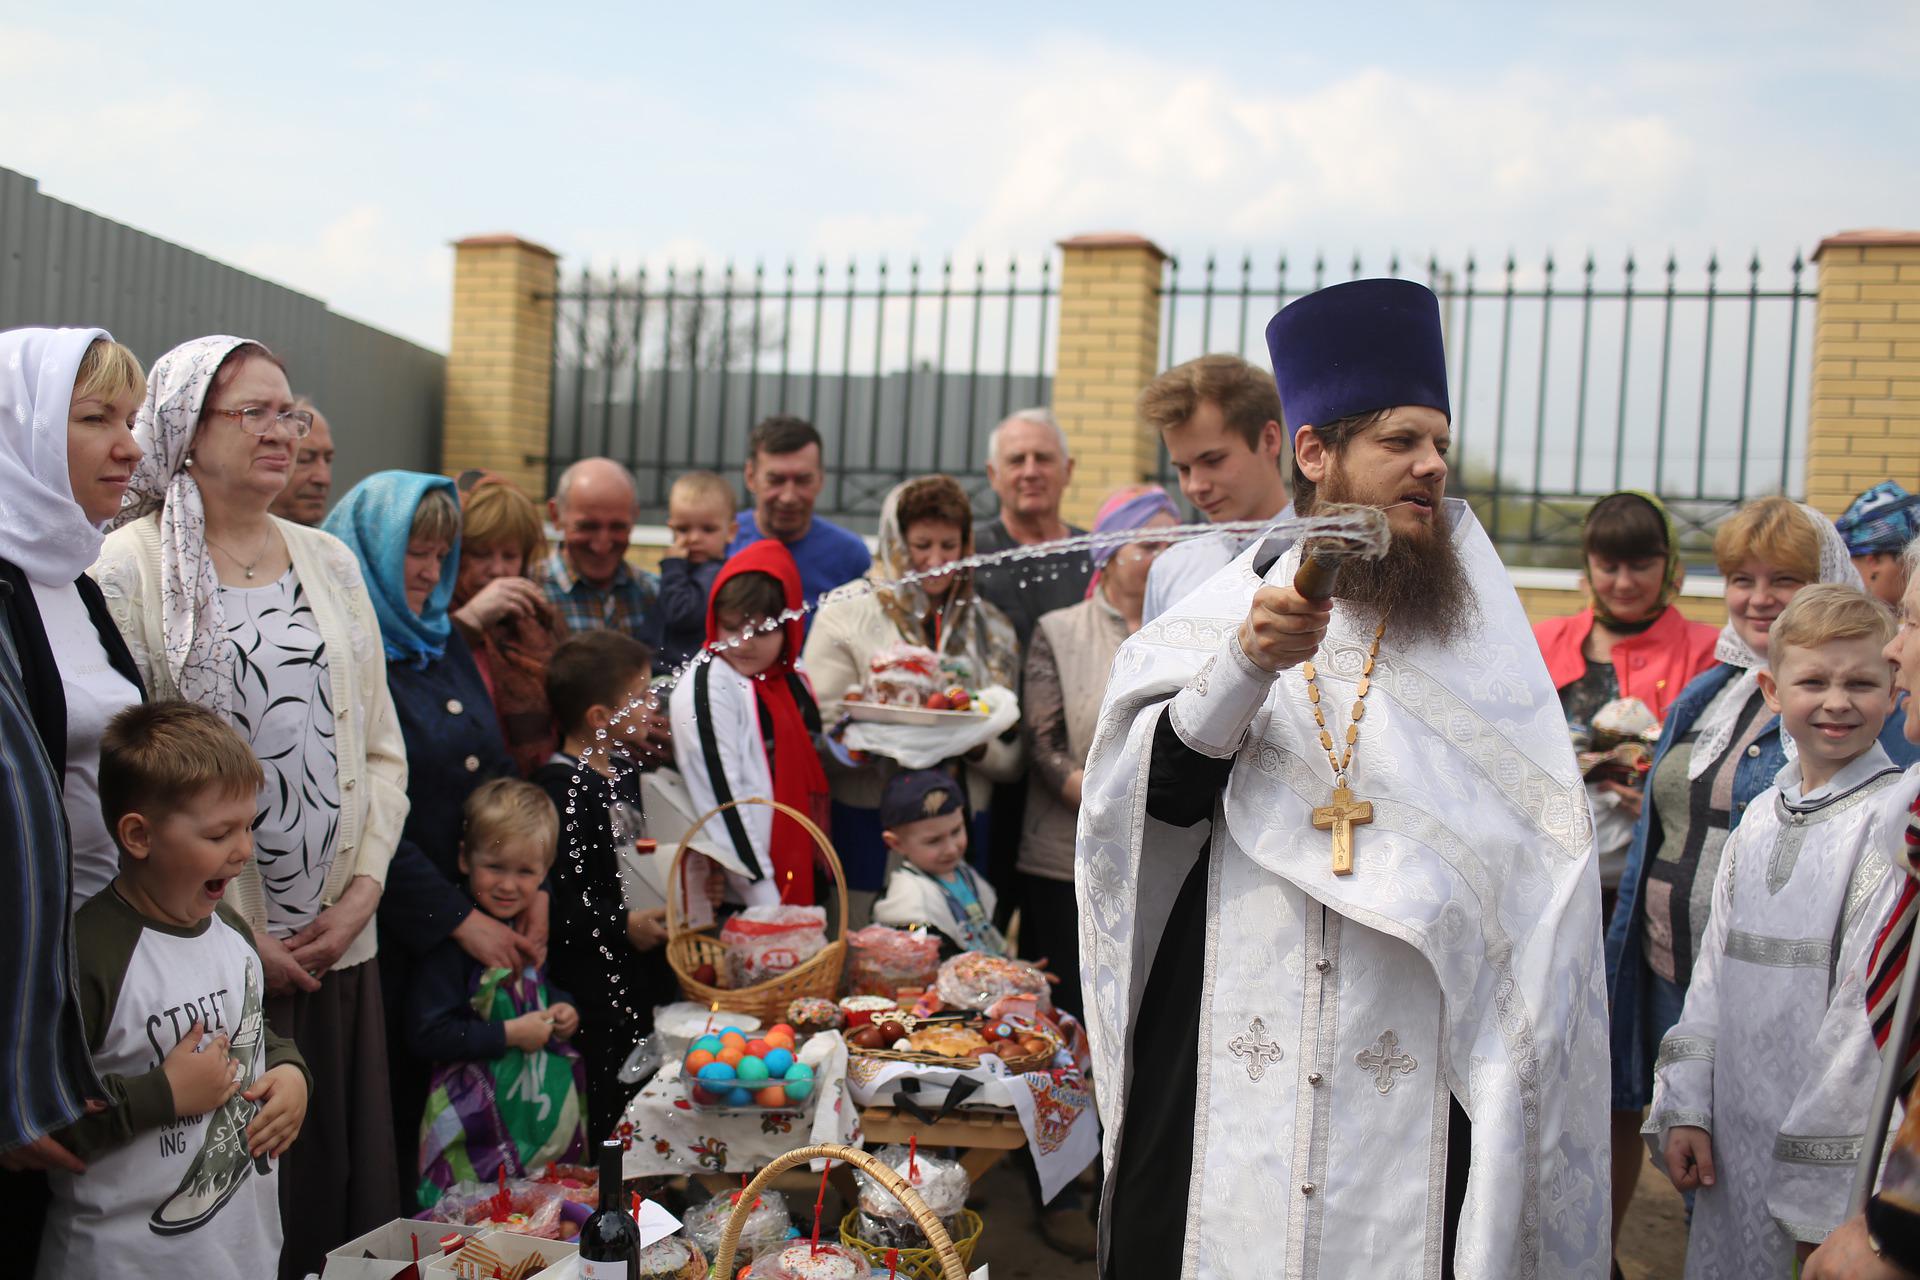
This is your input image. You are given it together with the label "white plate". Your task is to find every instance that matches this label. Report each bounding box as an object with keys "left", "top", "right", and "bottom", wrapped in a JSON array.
[{"left": 846, "top": 702, "right": 989, "bottom": 727}]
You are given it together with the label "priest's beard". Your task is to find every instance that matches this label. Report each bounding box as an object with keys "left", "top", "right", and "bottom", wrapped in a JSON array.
[{"left": 1309, "top": 467, "right": 1476, "bottom": 649}]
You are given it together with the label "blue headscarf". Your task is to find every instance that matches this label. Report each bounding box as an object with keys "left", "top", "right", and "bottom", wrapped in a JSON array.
[{"left": 323, "top": 470, "right": 460, "bottom": 667}]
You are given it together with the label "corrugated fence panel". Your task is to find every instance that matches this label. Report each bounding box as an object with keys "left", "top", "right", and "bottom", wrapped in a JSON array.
[{"left": 0, "top": 166, "right": 443, "bottom": 500}]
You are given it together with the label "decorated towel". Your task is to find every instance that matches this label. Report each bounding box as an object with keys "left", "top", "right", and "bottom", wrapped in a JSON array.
[
  {"left": 841, "top": 685, "right": 1020, "bottom": 770},
  {"left": 418, "top": 966, "right": 588, "bottom": 1207},
  {"left": 844, "top": 1054, "right": 1098, "bottom": 1202}
]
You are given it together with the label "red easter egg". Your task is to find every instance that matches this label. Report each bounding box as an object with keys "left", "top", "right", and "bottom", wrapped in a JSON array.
[
  {"left": 745, "top": 1038, "right": 773, "bottom": 1057},
  {"left": 768, "top": 1023, "right": 795, "bottom": 1039}
]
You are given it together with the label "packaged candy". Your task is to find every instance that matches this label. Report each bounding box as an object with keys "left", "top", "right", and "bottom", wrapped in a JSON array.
[
  {"left": 635, "top": 1234, "right": 709, "bottom": 1278},
  {"left": 684, "top": 1187, "right": 793, "bottom": 1266},
  {"left": 721, "top": 905, "right": 828, "bottom": 987},
  {"left": 935, "top": 950, "right": 1051, "bottom": 1011},
  {"left": 849, "top": 1144, "right": 969, "bottom": 1251},
  {"left": 845, "top": 925, "right": 941, "bottom": 998}
]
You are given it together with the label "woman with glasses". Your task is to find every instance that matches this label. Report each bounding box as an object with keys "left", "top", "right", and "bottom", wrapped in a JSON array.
[{"left": 90, "top": 336, "right": 407, "bottom": 1280}]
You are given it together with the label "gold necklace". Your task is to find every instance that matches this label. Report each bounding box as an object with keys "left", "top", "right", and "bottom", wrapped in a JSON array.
[{"left": 1303, "top": 612, "right": 1387, "bottom": 875}]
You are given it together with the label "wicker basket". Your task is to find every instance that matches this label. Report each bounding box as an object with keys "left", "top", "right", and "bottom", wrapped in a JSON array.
[
  {"left": 851, "top": 1016, "right": 1062, "bottom": 1076},
  {"left": 839, "top": 1207, "right": 983, "bottom": 1279},
  {"left": 713, "top": 1144, "right": 969, "bottom": 1280},
  {"left": 666, "top": 797, "right": 849, "bottom": 1024}
]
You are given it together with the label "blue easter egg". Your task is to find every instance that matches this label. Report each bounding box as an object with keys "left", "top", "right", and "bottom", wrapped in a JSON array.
[
  {"left": 690, "top": 1035, "right": 723, "bottom": 1055},
  {"left": 763, "top": 1048, "right": 795, "bottom": 1077},
  {"left": 725, "top": 1087, "right": 754, "bottom": 1107},
  {"left": 717, "top": 1025, "right": 742, "bottom": 1038},
  {"left": 737, "top": 1055, "right": 770, "bottom": 1082},
  {"left": 783, "top": 1078, "right": 814, "bottom": 1102},
  {"left": 785, "top": 1061, "right": 814, "bottom": 1081},
  {"left": 696, "top": 1060, "right": 736, "bottom": 1083}
]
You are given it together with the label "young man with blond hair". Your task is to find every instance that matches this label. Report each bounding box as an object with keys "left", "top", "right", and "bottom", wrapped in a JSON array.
[{"left": 1136, "top": 354, "right": 1292, "bottom": 623}]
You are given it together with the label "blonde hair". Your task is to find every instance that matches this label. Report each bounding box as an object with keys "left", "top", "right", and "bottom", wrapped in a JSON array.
[
  {"left": 462, "top": 778, "right": 560, "bottom": 868},
  {"left": 100, "top": 701, "right": 263, "bottom": 838},
  {"left": 1714, "top": 496, "right": 1821, "bottom": 582},
  {"left": 669, "top": 469, "right": 738, "bottom": 518},
  {"left": 410, "top": 486, "right": 462, "bottom": 546},
  {"left": 73, "top": 339, "right": 145, "bottom": 408},
  {"left": 1769, "top": 583, "right": 1897, "bottom": 666},
  {"left": 461, "top": 480, "right": 546, "bottom": 565}
]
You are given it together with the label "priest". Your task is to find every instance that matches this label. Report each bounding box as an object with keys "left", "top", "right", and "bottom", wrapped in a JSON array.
[{"left": 1077, "top": 278, "right": 1611, "bottom": 1278}]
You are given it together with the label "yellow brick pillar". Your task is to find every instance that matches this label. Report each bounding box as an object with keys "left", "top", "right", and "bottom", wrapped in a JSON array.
[
  {"left": 1806, "top": 230, "right": 1920, "bottom": 519},
  {"left": 444, "top": 234, "right": 559, "bottom": 498},
  {"left": 1053, "top": 232, "right": 1168, "bottom": 527}
]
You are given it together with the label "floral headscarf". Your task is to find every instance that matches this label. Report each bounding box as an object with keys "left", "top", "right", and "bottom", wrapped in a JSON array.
[
  {"left": 871, "top": 479, "right": 1018, "bottom": 689},
  {"left": 1086, "top": 483, "right": 1181, "bottom": 600},
  {"left": 0, "top": 326, "right": 114, "bottom": 584},
  {"left": 107, "top": 335, "right": 259, "bottom": 716}
]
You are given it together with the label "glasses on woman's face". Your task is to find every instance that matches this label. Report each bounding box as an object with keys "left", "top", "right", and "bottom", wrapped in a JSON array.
[{"left": 207, "top": 405, "right": 314, "bottom": 438}]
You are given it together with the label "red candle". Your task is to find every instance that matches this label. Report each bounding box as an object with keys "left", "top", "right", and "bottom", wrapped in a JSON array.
[
  {"left": 886, "top": 1248, "right": 900, "bottom": 1278},
  {"left": 810, "top": 1161, "right": 831, "bottom": 1255},
  {"left": 908, "top": 1136, "right": 918, "bottom": 1181}
]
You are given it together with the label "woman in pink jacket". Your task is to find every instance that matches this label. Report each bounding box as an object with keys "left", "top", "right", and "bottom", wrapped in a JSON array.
[{"left": 1533, "top": 491, "right": 1718, "bottom": 913}]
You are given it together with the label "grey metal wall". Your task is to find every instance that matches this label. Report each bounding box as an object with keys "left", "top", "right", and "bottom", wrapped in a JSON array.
[{"left": 0, "top": 166, "right": 444, "bottom": 503}]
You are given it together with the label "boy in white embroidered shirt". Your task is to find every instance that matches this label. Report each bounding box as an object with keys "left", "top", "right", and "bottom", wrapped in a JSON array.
[
  {"left": 1648, "top": 584, "right": 1909, "bottom": 1278},
  {"left": 38, "top": 702, "right": 309, "bottom": 1280}
]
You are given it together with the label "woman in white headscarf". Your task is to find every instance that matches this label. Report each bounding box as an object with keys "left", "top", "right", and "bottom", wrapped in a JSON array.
[
  {"left": 1603, "top": 495, "right": 1920, "bottom": 1260},
  {"left": 0, "top": 329, "right": 145, "bottom": 1240},
  {"left": 89, "top": 336, "right": 407, "bottom": 1278},
  {"left": 0, "top": 328, "right": 149, "bottom": 907}
]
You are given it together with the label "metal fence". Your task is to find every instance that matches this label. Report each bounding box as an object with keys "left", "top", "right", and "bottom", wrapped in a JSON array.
[
  {"left": 1160, "top": 250, "right": 1814, "bottom": 562},
  {"left": 0, "top": 165, "right": 445, "bottom": 498},
  {"left": 548, "top": 257, "right": 1057, "bottom": 528}
]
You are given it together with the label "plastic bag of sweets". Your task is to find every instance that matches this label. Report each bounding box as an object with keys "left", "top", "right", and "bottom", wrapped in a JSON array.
[
  {"left": 845, "top": 925, "right": 941, "bottom": 998},
  {"left": 684, "top": 1187, "right": 794, "bottom": 1265},
  {"left": 935, "top": 950, "right": 1051, "bottom": 1012},
  {"left": 635, "top": 1234, "right": 709, "bottom": 1279},
  {"left": 851, "top": 1144, "right": 970, "bottom": 1251},
  {"left": 720, "top": 904, "right": 828, "bottom": 987}
]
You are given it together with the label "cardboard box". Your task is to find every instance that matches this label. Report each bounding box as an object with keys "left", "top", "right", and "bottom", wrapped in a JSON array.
[{"left": 320, "top": 1219, "right": 483, "bottom": 1279}]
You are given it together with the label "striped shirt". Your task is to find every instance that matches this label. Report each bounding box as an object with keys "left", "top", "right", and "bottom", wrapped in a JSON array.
[
  {"left": 0, "top": 589, "right": 102, "bottom": 1151},
  {"left": 1866, "top": 786, "right": 1920, "bottom": 1090}
]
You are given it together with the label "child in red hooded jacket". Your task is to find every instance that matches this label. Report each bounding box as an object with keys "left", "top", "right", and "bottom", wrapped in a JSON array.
[{"left": 668, "top": 540, "right": 832, "bottom": 907}]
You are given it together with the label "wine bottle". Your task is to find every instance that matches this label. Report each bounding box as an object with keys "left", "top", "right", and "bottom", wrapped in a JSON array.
[{"left": 578, "top": 1138, "right": 640, "bottom": 1279}]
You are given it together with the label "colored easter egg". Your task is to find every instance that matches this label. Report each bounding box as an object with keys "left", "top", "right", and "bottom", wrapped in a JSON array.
[
  {"left": 716, "top": 1025, "right": 742, "bottom": 1038},
  {"left": 696, "top": 1060, "right": 737, "bottom": 1083},
  {"left": 783, "top": 1078, "right": 814, "bottom": 1102},
  {"left": 720, "top": 1029, "right": 747, "bottom": 1047},
  {"left": 690, "top": 1035, "right": 723, "bottom": 1055},
  {"left": 763, "top": 1048, "right": 795, "bottom": 1077},
  {"left": 785, "top": 1062, "right": 814, "bottom": 1081},
  {"left": 717, "top": 1045, "right": 746, "bottom": 1068},
  {"left": 725, "top": 1087, "right": 754, "bottom": 1107},
  {"left": 755, "top": 1084, "right": 789, "bottom": 1107},
  {"left": 691, "top": 1085, "right": 723, "bottom": 1105},
  {"left": 685, "top": 1049, "right": 717, "bottom": 1073},
  {"left": 768, "top": 1023, "right": 795, "bottom": 1039},
  {"left": 745, "top": 1038, "right": 773, "bottom": 1057},
  {"left": 737, "top": 1055, "right": 770, "bottom": 1082}
]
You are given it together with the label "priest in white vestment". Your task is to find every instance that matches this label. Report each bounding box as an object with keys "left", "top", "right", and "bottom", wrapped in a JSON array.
[{"left": 1077, "top": 279, "right": 1611, "bottom": 1279}]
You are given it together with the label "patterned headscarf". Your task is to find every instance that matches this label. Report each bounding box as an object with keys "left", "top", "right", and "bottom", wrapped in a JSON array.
[
  {"left": 324, "top": 471, "right": 461, "bottom": 668},
  {"left": 871, "top": 479, "right": 1019, "bottom": 689},
  {"left": 1581, "top": 490, "right": 1684, "bottom": 629},
  {"left": 1688, "top": 502, "right": 1863, "bottom": 780},
  {"left": 107, "top": 335, "right": 259, "bottom": 716},
  {"left": 0, "top": 326, "right": 114, "bottom": 584},
  {"left": 1837, "top": 482, "right": 1920, "bottom": 557}
]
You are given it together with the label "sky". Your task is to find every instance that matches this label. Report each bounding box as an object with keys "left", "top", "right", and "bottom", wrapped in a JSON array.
[{"left": 3, "top": 1, "right": 1915, "bottom": 352}]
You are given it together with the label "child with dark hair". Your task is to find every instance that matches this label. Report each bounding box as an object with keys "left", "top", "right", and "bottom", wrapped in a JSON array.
[
  {"left": 531, "top": 630, "right": 672, "bottom": 1135},
  {"left": 668, "top": 540, "right": 832, "bottom": 908}
]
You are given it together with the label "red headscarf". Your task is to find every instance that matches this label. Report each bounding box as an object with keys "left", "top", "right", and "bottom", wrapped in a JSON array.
[{"left": 706, "top": 540, "right": 832, "bottom": 904}]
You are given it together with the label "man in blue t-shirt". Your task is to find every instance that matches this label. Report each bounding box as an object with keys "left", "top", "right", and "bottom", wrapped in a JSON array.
[{"left": 727, "top": 416, "right": 872, "bottom": 625}]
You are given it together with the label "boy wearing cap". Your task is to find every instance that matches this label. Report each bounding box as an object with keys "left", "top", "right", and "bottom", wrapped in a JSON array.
[{"left": 871, "top": 769, "right": 1005, "bottom": 956}]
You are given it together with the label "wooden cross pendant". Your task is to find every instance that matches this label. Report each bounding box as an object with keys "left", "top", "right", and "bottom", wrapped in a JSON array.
[{"left": 1312, "top": 785, "right": 1374, "bottom": 876}]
